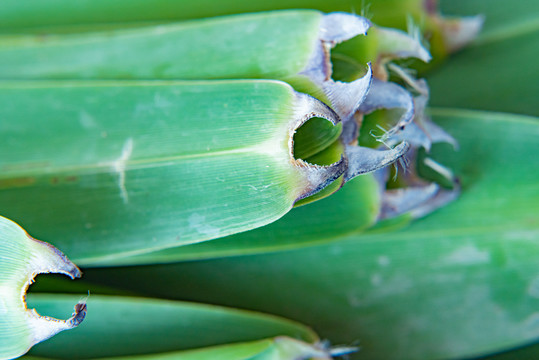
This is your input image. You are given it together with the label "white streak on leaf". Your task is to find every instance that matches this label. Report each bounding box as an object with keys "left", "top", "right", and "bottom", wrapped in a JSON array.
[{"left": 112, "top": 138, "right": 133, "bottom": 204}]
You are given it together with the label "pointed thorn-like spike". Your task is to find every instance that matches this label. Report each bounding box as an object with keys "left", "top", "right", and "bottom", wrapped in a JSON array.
[
  {"left": 322, "top": 63, "right": 372, "bottom": 122},
  {"left": 344, "top": 141, "right": 410, "bottom": 182},
  {"left": 290, "top": 91, "right": 341, "bottom": 159},
  {"left": 294, "top": 156, "right": 346, "bottom": 202},
  {"left": 359, "top": 78, "right": 415, "bottom": 138},
  {"left": 319, "top": 12, "right": 371, "bottom": 44},
  {"left": 395, "top": 115, "right": 458, "bottom": 152},
  {"left": 32, "top": 238, "right": 83, "bottom": 280}
]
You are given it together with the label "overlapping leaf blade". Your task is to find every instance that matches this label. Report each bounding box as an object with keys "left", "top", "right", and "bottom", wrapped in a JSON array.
[
  {"left": 26, "top": 294, "right": 318, "bottom": 359},
  {"left": 428, "top": 0, "right": 539, "bottom": 116},
  {"left": 25, "top": 338, "right": 337, "bottom": 360},
  {"left": 97, "top": 173, "right": 379, "bottom": 266},
  {"left": 82, "top": 109, "right": 539, "bottom": 359},
  {"left": 0, "top": 0, "right": 425, "bottom": 33},
  {"left": 0, "top": 80, "right": 343, "bottom": 264},
  {"left": 439, "top": 0, "right": 538, "bottom": 41},
  {"left": 1, "top": 0, "right": 535, "bottom": 359}
]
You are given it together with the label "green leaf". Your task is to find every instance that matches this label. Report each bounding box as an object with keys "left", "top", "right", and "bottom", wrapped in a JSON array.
[
  {"left": 0, "top": 215, "right": 85, "bottom": 359},
  {"left": 439, "top": 0, "right": 539, "bottom": 42},
  {"left": 0, "top": 80, "right": 343, "bottom": 265},
  {"left": 83, "top": 109, "right": 539, "bottom": 359},
  {"left": 0, "top": 0, "right": 481, "bottom": 75},
  {"left": 480, "top": 341, "right": 539, "bottom": 360},
  {"left": 0, "top": 0, "right": 425, "bottom": 33},
  {"left": 0, "top": 11, "right": 324, "bottom": 82},
  {"left": 427, "top": 28, "right": 539, "bottom": 116},
  {"left": 0, "top": 11, "right": 376, "bottom": 114},
  {"left": 94, "top": 171, "right": 379, "bottom": 266},
  {"left": 26, "top": 294, "right": 318, "bottom": 359},
  {"left": 427, "top": 1, "right": 539, "bottom": 116},
  {"left": 25, "top": 337, "right": 340, "bottom": 360},
  {"left": 0, "top": 10, "right": 383, "bottom": 140},
  {"left": 100, "top": 337, "right": 340, "bottom": 360},
  {"left": 100, "top": 339, "right": 276, "bottom": 360}
]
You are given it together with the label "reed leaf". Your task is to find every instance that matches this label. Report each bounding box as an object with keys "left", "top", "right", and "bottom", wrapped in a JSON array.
[
  {"left": 428, "top": 21, "right": 539, "bottom": 116},
  {"left": 24, "top": 337, "right": 344, "bottom": 360},
  {"left": 82, "top": 109, "right": 539, "bottom": 359},
  {"left": 0, "top": 0, "right": 482, "bottom": 62},
  {"left": 91, "top": 171, "right": 379, "bottom": 266},
  {"left": 26, "top": 294, "right": 318, "bottom": 359},
  {"left": 0, "top": 80, "right": 345, "bottom": 264},
  {"left": 0, "top": 0, "right": 435, "bottom": 34},
  {"left": 0, "top": 216, "right": 85, "bottom": 360},
  {"left": 0, "top": 10, "right": 374, "bottom": 120},
  {"left": 426, "top": 0, "right": 538, "bottom": 116}
]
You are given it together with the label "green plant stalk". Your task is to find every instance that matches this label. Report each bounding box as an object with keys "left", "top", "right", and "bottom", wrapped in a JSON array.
[
  {"left": 0, "top": 80, "right": 353, "bottom": 264},
  {"left": 0, "top": 215, "right": 86, "bottom": 360}
]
